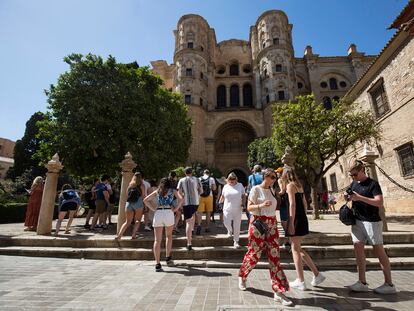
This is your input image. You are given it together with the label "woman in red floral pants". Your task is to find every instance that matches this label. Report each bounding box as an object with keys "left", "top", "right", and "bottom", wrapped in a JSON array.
[{"left": 238, "top": 168, "right": 293, "bottom": 306}]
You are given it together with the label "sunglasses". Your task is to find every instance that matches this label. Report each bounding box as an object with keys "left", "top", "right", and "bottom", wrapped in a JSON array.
[
  {"left": 266, "top": 175, "right": 277, "bottom": 180},
  {"left": 349, "top": 172, "right": 359, "bottom": 177}
]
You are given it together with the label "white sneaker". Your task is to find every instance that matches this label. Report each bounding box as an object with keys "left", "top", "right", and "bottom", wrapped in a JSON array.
[
  {"left": 238, "top": 277, "right": 246, "bottom": 291},
  {"left": 289, "top": 279, "right": 306, "bottom": 290},
  {"left": 144, "top": 225, "right": 151, "bottom": 232},
  {"left": 274, "top": 292, "right": 293, "bottom": 306},
  {"left": 227, "top": 231, "right": 232, "bottom": 238},
  {"left": 373, "top": 283, "right": 397, "bottom": 294},
  {"left": 311, "top": 272, "right": 326, "bottom": 286},
  {"left": 347, "top": 280, "right": 369, "bottom": 292},
  {"left": 233, "top": 241, "right": 241, "bottom": 249}
]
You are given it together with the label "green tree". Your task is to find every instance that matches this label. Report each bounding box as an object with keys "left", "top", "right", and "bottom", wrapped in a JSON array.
[
  {"left": 272, "top": 94, "right": 380, "bottom": 219},
  {"left": 7, "top": 112, "right": 48, "bottom": 180},
  {"left": 37, "top": 54, "right": 192, "bottom": 178},
  {"left": 247, "top": 137, "right": 281, "bottom": 169}
]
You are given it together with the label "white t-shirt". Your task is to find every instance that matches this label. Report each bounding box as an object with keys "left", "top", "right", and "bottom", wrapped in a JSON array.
[
  {"left": 143, "top": 180, "right": 151, "bottom": 196},
  {"left": 248, "top": 185, "right": 277, "bottom": 217},
  {"left": 222, "top": 183, "right": 245, "bottom": 211},
  {"left": 199, "top": 175, "right": 216, "bottom": 197},
  {"left": 177, "top": 176, "right": 201, "bottom": 206}
]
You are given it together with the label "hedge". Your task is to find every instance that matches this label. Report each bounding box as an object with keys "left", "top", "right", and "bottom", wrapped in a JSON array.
[{"left": 0, "top": 203, "right": 60, "bottom": 224}]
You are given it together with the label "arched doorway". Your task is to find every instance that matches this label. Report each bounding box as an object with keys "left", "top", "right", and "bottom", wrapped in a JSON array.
[{"left": 214, "top": 120, "right": 256, "bottom": 182}]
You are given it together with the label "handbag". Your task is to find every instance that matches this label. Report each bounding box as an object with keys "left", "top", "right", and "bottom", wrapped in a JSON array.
[
  {"left": 339, "top": 202, "right": 356, "bottom": 226},
  {"left": 252, "top": 198, "right": 268, "bottom": 235}
]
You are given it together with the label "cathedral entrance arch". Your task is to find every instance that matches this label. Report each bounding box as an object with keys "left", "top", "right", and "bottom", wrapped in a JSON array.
[
  {"left": 214, "top": 119, "right": 256, "bottom": 184},
  {"left": 228, "top": 168, "right": 248, "bottom": 187}
]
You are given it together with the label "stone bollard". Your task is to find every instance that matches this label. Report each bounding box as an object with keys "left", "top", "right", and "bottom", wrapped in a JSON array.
[
  {"left": 117, "top": 152, "right": 137, "bottom": 234},
  {"left": 37, "top": 154, "right": 63, "bottom": 235},
  {"left": 359, "top": 143, "right": 388, "bottom": 231}
]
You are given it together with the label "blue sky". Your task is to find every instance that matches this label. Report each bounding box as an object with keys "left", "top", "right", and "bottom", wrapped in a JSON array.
[{"left": 0, "top": 0, "right": 407, "bottom": 141}]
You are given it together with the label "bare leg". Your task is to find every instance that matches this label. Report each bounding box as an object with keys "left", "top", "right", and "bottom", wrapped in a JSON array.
[
  {"left": 300, "top": 249, "right": 319, "bottom": 276},
  {"left": 205, "top": 212, "right": 211, "bottom": 229},
  {"left": 55, "top": 211, "right": 67, "bottom": 236},
  {"left": 354, "top": 242, "right": 367, "bottom": 283},
  {"left": 65, "top": 210, "right": 76, "bottom": 233},
  {"left": 116, "top": 210, "right": 134, "bottom": 240},
  {"left": 196, "top": 211, "right": 202, "bottom": 227},
  {"left": 290, "top": 236, "right": 305, "bottom": 282},
  {"left": 165, "top": 225, "right": 174, "bottom": 257},
  {"left": 131, "top": 208, "right": 144, "bottom": 238},
  {"left": 186, "top": 215, "right": 195, "bottom": 246},
  {"left": 174, "top": 209, "right": 182, "bottom": 230},
  {"left": 153, "top": 227, "right": 163, "bottom": 264},
  {"left": 90, "top": 212, "right": 99, "bottom": 229},
  {"left": 373, "top": 245, "right": 392, "bottom": 284},
  {"left": 85, "top": 209, "right": 94, "bottom": 225}
]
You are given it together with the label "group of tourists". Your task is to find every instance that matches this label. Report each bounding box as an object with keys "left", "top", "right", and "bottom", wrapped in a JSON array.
[{"left": 23, "top": 156, "right": 396, "bottom": 306}]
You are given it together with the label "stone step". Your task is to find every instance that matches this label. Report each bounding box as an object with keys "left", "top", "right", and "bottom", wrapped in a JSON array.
[
  {"left": 1, "top": 232, "right": 413, "bottom": 249},
  {"left": 1, "top": 243, "right": 414, "bottom": 261}
]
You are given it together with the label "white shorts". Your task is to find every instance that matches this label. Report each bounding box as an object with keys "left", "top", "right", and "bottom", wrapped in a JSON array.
[
  {"left": 153, "top": 209, "right": 174, "bottom": 228},
  {"left": 351, "top": 220, "right": 383, "bottom": 245}
]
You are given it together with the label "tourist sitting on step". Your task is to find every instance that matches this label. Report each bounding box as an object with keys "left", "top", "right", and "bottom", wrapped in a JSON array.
[
  {"left": 55, "top": 184, "right": 81, "bottom": 236},
  {"left": 144, "top": 177, "right": 183, "bottom": 272}
]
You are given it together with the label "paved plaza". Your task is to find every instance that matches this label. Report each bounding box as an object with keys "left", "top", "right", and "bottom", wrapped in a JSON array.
[{"left": 0, "top": 255, "right": 413, "bottom": 311}]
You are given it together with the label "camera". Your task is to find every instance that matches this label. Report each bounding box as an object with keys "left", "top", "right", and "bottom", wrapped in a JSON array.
[{"left": 346, "top": 188, "right": 354, "bottom": 195}]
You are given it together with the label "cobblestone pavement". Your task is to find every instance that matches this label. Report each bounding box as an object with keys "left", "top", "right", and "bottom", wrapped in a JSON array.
[{"left": 0, "top": 256, "right": 413, "bottom": 311}]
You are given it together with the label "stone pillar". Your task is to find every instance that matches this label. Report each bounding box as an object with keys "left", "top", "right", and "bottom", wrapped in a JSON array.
[
  {"left": 226, "top": 86, "right": 230, "bottom": 108},
  {"left": 37, "top": 154, "right": 63, "bottom": 235},
  {"left": 117, "top": 152, "right": 137, "bottom": 233},
  {"left": 239, "top": 86, "right": 243, "bottom": 107},
  {"left": 359, "top": 143, "right": 388, "bottom": 231}
]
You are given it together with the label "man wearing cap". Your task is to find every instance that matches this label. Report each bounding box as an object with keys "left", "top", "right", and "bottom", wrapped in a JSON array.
[
  {"left": 345, "top": 159, "right": 396, "bottom": 294},
  {"left": 177, "top": 167, "right": 203, "bottom": 251}
]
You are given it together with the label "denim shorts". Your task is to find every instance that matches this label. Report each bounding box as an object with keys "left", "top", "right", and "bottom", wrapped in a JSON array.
[{"left": 125, "top": 197, "right": 143, "bottom": 212}]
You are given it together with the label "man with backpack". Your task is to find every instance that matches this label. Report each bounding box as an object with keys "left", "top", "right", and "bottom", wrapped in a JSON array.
[{"left": 196, "top": 169, "right": 216, "bottom": 235}]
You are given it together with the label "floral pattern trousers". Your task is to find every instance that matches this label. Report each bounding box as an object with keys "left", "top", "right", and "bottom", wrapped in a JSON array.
[{"left": 238, "top": 216, "right": 289, "bottom": 293}]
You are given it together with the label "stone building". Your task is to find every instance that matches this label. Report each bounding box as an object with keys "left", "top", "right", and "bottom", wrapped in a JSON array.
[
  {"left": 0, "top": 138, "right": 15, "bottom": 179},
  {"left": 152, "top": 10, "right": 375, "bottom": 184},
  {"left": 323, "top": 1, "right": 414, "bottom": 213}
]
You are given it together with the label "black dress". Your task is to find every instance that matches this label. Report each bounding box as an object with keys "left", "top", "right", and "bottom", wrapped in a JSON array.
[{"left": 286, "top": 192, "right": 309, "bottom": 237}]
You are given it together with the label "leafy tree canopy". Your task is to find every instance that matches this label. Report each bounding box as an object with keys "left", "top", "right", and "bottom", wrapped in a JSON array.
[
  {"left": 37, "top": 54, "right": 192, "bottom": 179},
  {"left": 272, "top": 94, "right": 380, "bottom": 218},
  {"left": 247, "top": 137, "right": 281, "bottom": 170},
  {"left": 7, "top": 112, "right": 48, "bottom": 180}
]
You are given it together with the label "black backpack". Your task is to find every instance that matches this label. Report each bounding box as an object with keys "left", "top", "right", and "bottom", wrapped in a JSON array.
[
  {"left": 62, "top": 190, "right": 77, "bottom": 201},
  {"left": 200, "top": 177, "right": 211, "bottom": 197},
  {"left": 339, "top": 203, "right": 356, "bottom": 226}
]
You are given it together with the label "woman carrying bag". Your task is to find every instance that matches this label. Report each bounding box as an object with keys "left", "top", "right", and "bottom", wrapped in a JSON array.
[{"left": 238, "top": 168, "right": 292, "bottom": 306}]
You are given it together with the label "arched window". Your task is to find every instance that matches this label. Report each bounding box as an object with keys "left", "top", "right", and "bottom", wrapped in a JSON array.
[
  {"left": 275, "top": 64, "right": 283, "bottom": 72},
  {"left": 230, "top": 64, "right": 239, "bottom": 76},
  {"left": 243, "top": 84, "right": 253, "bottom": 107},
  {"left": 278, "top": 91, "right": 285, "bottom": 100},
  {"left": 216, "top": 85, "right": 226, "bottom": 108},
  {"left": 329, "top": 78, "right": 338, "bottom": 90},
  {"left": 323, "top": 96, "right": 332, "bottom": 109},
  {"left": 230, "top": 85, "right": 240, "bottom": 107}
]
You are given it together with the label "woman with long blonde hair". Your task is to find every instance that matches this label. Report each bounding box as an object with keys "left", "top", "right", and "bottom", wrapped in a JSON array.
[
  {"left": 24, "top": 176, "right": 44, "bottom": 231},
  {"left": 285, "top": 168, "right": 325, "bottom": 290},
  {"left": 115, "top": 172, "right": 146, "bottom": 240}
]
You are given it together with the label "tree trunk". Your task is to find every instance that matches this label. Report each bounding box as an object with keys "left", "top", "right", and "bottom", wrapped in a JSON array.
[{"left": 311, "top": 185, "right": 320, "bottom": 220}]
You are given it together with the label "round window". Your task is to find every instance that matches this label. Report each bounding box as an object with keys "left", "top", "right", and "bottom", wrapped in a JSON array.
[
  {"left": 297, "top": 82, "right": 303, "bottom": 89},
  {"left": 320, "top": 81, "right": 328, "bottom": 88},
  {"left": 339, "top": 81, "right": 347, "bottom": 88}
]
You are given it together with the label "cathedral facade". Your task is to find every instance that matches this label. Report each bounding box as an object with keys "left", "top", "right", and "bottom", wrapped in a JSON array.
[{"left": 151, "top": 10, "right": 375, "bottom": 184}]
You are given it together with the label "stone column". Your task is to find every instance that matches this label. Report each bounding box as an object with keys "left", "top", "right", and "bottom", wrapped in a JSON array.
[
  {"left": 359, "top": 143, "right": 388, "bottom": 231},
  {"left": 226, "top": 86, "right": 230, "bottom": 108},
  {"left": 117, "top": 152, "right": 137, "bottom": 233},
  {"left": 239, "top": 86, "right": 243, "bottom": 107},
  {"left": 37, "top": 154, "right": 63, "bottom": 235}
]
